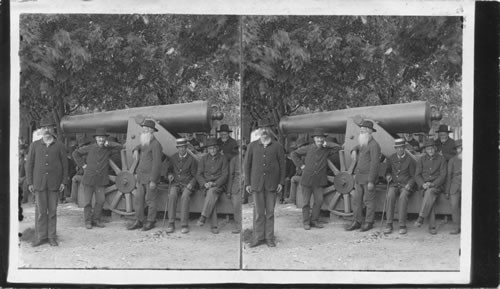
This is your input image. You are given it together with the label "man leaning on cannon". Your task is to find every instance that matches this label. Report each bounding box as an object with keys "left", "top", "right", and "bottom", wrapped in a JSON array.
[
  {"left": 72, "top": 128, "right": 122, "bottom": 229},
  {"left": 346, "top": 120, "right": 381, "bottom": 232},
  {"left": 196, "top": 137, "right": 229, "bottom": 234},
  {"left": 414, "top": 139, "right": 447, "bottom": 235},
  {"left": 165, "top": 138, "right": 198, "bottom": 234},
  {"left": 127, "top": 119, "right": 164, "bottom": 231},
  {"left": 383, "top": 138, "right": 417, "bottom": 235}
]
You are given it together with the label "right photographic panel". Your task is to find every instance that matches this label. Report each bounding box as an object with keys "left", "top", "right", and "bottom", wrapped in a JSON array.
[{"left": 241, "top": 15, "right": 464, "bottom": 271}]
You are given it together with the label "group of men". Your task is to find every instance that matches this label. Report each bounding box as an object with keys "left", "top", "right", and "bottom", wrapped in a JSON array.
[
  {"left": 243, "top": 120, "right": 462, "bottom": 248},
  {"left": 25, "top": 116, "right": 242, "bottom": 247}
]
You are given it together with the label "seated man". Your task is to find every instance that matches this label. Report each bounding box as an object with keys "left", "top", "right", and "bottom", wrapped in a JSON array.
[
  {"left": 414, "top": 139, "right": 447, "bottom": 235},
  {"left": 383, "top": 138, "right": 416, "bottom": 235},
  {"left": 196, "top": 138, "right": 228, "bottom": 234},
  {"left": 446, "top": 139, "right": 462, "bottom": 235},
  {"left": 166, "top": 138, "right": 198, "bottom": 234}
]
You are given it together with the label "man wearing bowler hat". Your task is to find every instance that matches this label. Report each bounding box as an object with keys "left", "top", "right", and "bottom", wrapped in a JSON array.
[
  {"left": 165, "top": 138, "right": 198, "bottom": 234},
  {"left": 26, "top": 116, "right": 68, "bottom": 247},
  {"left": 73, "top": 128, "right": 122, "bottom": 229},
  {"left": 346, "top": 120, "right": 381, "bottom": 232},
  {"left": 435, "top": 124, "right": 456, "bottom": 161},
  {"left": 445, "top": 139, "right": 462, "bottom": 234},
  {"left": 244, "top": 120, "right": 285, "bottom": 247},
  {"left": 414, "top": 139, "right": 447, "bottom": 234},
  {"left": 383, "top": 138, "right": 417, "bottom": 234},
  {"left": 291, "top": 129, "right": 339, "bottom": 230},
  {"left": 217, "top": 124, "right": 239, "bottom": 162},
  {"left": 196, "top": 137, "right": 228, "bottom": 234},
  {"left": 128, "top": 119, "right": 164, "bottom": 231}
]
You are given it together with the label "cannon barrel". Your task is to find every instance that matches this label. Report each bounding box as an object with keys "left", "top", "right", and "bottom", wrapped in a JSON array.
[
  {"left": 279, "top": 101, "right": 441, "bottom": 134},
  {"left": 61, "top": 101, "right": 223, "bottom": 134}
]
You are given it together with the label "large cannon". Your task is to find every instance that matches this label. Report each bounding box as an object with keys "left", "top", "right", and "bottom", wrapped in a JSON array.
[
  {"left": 61, "top": 101, "right": 235, "bottom": 216},
  {"left": 279, "top": 101, "right": 450, "bottom": 217}
]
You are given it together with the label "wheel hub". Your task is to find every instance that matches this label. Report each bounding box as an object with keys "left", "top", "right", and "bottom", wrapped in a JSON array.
[{"left": 115, "top": 171, "right": 136, "bottom": 193}]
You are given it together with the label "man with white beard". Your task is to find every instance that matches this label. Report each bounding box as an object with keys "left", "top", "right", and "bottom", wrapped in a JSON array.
[
  {"left": 434, "top": 124, "right": 456, "bottom": 161},
  {"left": 346, "top": 120, "right": 381, "bottom": 232},
  {"left": 445, "top": 139, "right": 462, "bottom": 234},
  {"left": 26, "top": 116, "right": 68, "bottom": 247},
  {"left": 127, "top": 120, "right": 164, "bottom": 231}
]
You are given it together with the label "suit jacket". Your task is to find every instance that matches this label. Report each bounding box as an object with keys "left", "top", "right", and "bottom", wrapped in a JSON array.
[
  {"left": 244, "top": 139, "right": 285, "bottom": 192},
  {"left": 385, "top": 152, "right": 416, "bottom": 189},
  {"left": 446, "top": 155, "right": 461, "bottom": 195},
  {"left": 26, "top": 139, "right": 69, "bottom": 191},
  {"left": 227, "top": 154, "right": 241, "bottom": 195},
  {"left": 415, "top": 153, "right": 447, "bottom": 190},
  {"left": 168, "top": 153, "right": 198, "bottom": 188},
  {"left": 196, "top": 152, "right": 228, "bottom": 188},
  {"left": 291, "top": 143, "right": 338, "bottom": 187},
  {"left": 72, "top": 142, "right": 122, "bottom": 186},
  {"left": 218, "top": 137, "right": 238, "bottom": 162},
  {"left": 435, "top": 138, "right": 456, "bottom": 161},
  {"left": 133, "top": 138, "right": 163, "bottom": 184},
  {"left": 352, "top": 138, "right": 381, "bottom": 184}
]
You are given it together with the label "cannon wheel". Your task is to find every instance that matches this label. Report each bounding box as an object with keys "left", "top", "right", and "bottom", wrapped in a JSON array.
[
  {"left": 326, "top": 150, "right": 355, "bottom": 217},
  {"left": 104, "top": 150, "right": 138, "bottom": 216}
]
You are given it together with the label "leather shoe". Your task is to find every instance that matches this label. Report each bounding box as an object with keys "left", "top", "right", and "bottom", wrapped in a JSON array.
[
  {"left": 449, "top": 228, "right": 460, "bottom": 235},
  {"left": 142, "top": 222, "right": 155, "bottom": 231},
  {"left": 211, "top": 227, "right": 219, "bottom": 234},
  {"left": 49, "top": 239, "right": 58, "bottom": 246},
  {"left": 360, "top": 222, "right": 373, "bottom": 232},
  {"left": 248, "top": 239, "right": 264, "bottom": 248},
  {"left": 398, "top": 226, "right": 407, "bottom": 235},
  {"left": 32, "top": 239, "right": 46, "bottom": 247},
  {"left": 181, "top": 226, "right": 189, "bottom": 234},
  {"left": 266, "top": 239, "right": 276, "bottom": 247},
  {"left": 166, "top": 224, "right": 175, "bottom": 233},
  {"left": 127, "top": 221, "right": 143, "bottom": 230},
  {"left": 311, "top": 222, "right": 324, "bottom": 228},
  {"left": 429, "top": 227, "right": 437, "bottom": 235},
  {"left": 414, "top": 216, "right": 424, "bottom": 227},
  {"left": 197, "top": 216, "right": 206, "bottom": 227},
  {"left": 345, "top": 221, "right": 361, "bottom": 231},
  {"left": 85, "top": 223, "right": 92, "bottom": 229},
  {"left": 92, "top": 221, "right": 105, "bottom": 228},
  {"left": 303, "top": 223, "right": 311, "bottom": 230},
  {"left": 383, "top": 223, "right": 393, "bottom": 234}
]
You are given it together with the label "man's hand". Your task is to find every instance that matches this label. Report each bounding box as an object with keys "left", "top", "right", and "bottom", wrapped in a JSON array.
[
  {"left": 28, "top": 185, "right": 34, "bottom": 193},
  {"left": 186, "top": 183, "right": 193, "bottom": 191},
  {"left": 300, "top": 165, "right": 305, "bottom": 170},
  {"left": 59, "top": 184, "right": 65, "bottom": 193},
  {"left": 277, "top": 184, "right": 283, "bottom": 193},
  {"left": 245, "top": 185, "right": 252, "bottom": 194},
  {"left": 423, "top": 182, "right": 430, "bottom": 190},
  {"left": 204, "top": 182, "right": 212, "bottom": 189},
  {"left": 149, "top": 181, "right": 157, "bottom": 190},
  {"left": 404, "top": 184, "right": 411, "bottom": 191},
  {"left": 445, "top": 193, "right": 450, "bottom": 200},
  {"left": 226, "top": 193, "right": 232, "bottom": 199},
  {"left": 386, "top": 175, "right": 392, "bottom": 183},
  {"left": 83, "top": 164, "right": 87, "bottom": 169},
  {"left": 167, "top": 174, "right": 174, "bottom": 183},
  {"left": 367, "top": 182, "right": 374, "bottom": 191}
]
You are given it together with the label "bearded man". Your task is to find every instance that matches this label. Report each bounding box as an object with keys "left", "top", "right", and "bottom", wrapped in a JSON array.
[
  {"left": 346, "top": 120, "right": 381, "bottom": 232},
  {"left": 217, "top": 124, "right": 239, "bottom": 162},
  {"left": 435, "top": 124, "right": 456, "bottom": 161},
  {"left": 127, "top": 120, "right": 164, "bottom": 231},
  {"left": 445, "top": 139, "right": 462, "bottom": 234},
  {"left": 26, "top": 116, "right": 68, "bottom": 247}
]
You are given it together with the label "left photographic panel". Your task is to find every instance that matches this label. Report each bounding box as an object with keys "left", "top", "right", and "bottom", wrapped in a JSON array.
[{"left": 15, "top": 13, "right": 241, "bottom": 270}]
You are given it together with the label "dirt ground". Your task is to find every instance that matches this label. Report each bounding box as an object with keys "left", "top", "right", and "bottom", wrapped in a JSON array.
[
  {"left": 241, "top": 202, "right": 461, "bottom": 271},
  {"left": 17, "top": 202, "right": 240, "bottom": 269}
]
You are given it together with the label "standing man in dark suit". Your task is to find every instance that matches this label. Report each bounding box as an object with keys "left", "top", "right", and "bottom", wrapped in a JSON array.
[
  {"left": 227, "top": 144, "right": 242, "bottom": 234},
  {"left": 26, "top": 116, "right": 68, "bottom": 247},
  {"left": 166, "top": 138, "right": 198, "bottom": 234},
  {"left": 244, "top": 120, "right": 285, "bottom": 247},
  {"left": 383, "top": 138, "right": 416, "bottom": 235},
  {"left": 127, "top": 120, "right": 164, "bottom": 231},
  {"left": 72, "top": 128, "right": 122, "bottom": 229},
  {"left": 435, "top": 124, "right": 456, "bottom": 161},
  {"left": 445, "top": 139, "right": 462, "bottom": 234},
  {"left": 217, "top": 124, "right": 239, "bottom": 162},
  {"left": 291, "top": 129, "right": 339, "bottom": 230},
  {"left": 346, "top": 120, "right": 381, "bottom": 232}
]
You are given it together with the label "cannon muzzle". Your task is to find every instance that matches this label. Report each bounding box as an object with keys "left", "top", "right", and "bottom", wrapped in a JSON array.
[
  {"left": 279, "top": 101, "right": 441, "bottom": 134},
  {"left": 61, "top": 101, "right": 223, "bottom": 134}
]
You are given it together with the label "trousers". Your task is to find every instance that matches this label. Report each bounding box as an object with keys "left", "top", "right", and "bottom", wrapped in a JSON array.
[
  {"left": 168, "top": 184, "right": 192, "bottom": 226},
  {"left": 289, "top": 176, "right": 301, "bottom": 202},
  {"left": 301, "top": 185, "right": 324, "bottom": 224},
  {"left": 83, "top": 184, "right": 105, "bottom": 224},
  {"left": 386, "top": 186, "right": 412, "bottom": 226},
  {"left": 35, "top": 189, "right": 59, "bottom": 241},
  {"left": 252, "top": 189, "right": 277, "bottom": 241},
  {"left": 419, "top": 188, "right": 440, "bottom": 227},
  {"left": 450, "top": 191, "right": 461, "bottom": 230},
  {"left": 231, "top": 190, "right": 242, "bottom": 231},
  {"left": 201, "top": 187, "right": 222, "bottom": 227},
  {"left": 353, "top": 182, "right": 376, "bottom": 224},
  {"left": 71, "top": 175, "right": 83, "bottom": 202},
  {"left": 134, "top": 183, "right": 158, "bottom": 223}
]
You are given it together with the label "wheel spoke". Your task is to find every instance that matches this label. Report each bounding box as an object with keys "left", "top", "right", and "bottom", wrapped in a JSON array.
[
  {"left": 105, "top": 184, "right": 117, "bottom": 194},
  {"left": 324, "top": 185, "right": 336, "bottom": 194},
  {"left": 339, "top": 150, "right": 346, "bottom": 171},
  {"left": 109, "top": 159, "right": 121, "bottom": 175},
  {"left": 328, "top": 191, "right": 341, "bottom": 211},
  {"left": 121, "top": 149, "right": 129, "bottom": 171},
  {"left": 109, "top": 191, "right": 123, "bottom": 209},
  {"left": 327, "top": 176, "right": 335, "bottom": 183},
  {"left": 108, "top": 175, "right": 116, "bottom": 183},
  {"left": 327, "top": 159, "right": 340, "bottom": 176},
  {"left": 125, "top": 192, "right": 133, "bottom": 212},
  {"left": 128, "top": 158, "right": 139, "bottom": 173}
]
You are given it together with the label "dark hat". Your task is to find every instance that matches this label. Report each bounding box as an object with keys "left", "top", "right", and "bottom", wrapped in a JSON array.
[
  {"left": 257, "top": 119, "right": 274, "bottom": 128},
  {"left": 92, "top": 128, "right": 109, "bottom": 137},
  {"left": 108, "top": 136, "right": 118, "bottom": 143},
  {"left": 204, "top": 138, "right": 219, "bottom": 148},
  {"left": 296, "top": 137, "right": 308, "bottom": 148},
  {"left": 217, "top": 124, "right": 233, "bottom": 133},
  {"left": 436, "top": 124, "right": 452, "bottom": 133},
  {"left": 454, "top": 139, "right": 462, "bottom": 148},
  {"left": 393, "top": 138, "right": 406, "bottom": 147},
  {"left": 78, "top": 136, "right": 93, "bottom": 146},
  {"left": 176, "top": 138, "right": 188, "bottom": 147},
  {"left": 359, "top": 120, "right": 376, "bottom": 132},
  {"left": 422, "top": 139, "right": 436, "bottom": 148},
  {"left": 39, "top": 116, "right": 56, "bottom": 128},
  {"left": 141, "top": 119, "right": 158, "bottom": 132},
  {"left": 326, "top": 136, "right": 338, "bottom": 144},
  {"left": 310, "top": 128, "right": 327, "bottom": 137}
]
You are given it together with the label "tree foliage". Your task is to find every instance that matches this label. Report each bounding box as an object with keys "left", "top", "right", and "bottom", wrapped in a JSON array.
[{"left": 242, "top": 16, "right": 463, "bottom": 137}]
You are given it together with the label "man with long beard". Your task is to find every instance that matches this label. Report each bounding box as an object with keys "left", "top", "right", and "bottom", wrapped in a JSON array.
[
  {"left": 127, "top": 120, "right": 164, "bottom": 231},
  {"left": 346, "top": 120, "right": 381, "bottom": 232},
  {"left": 445, "top": 139, "right": 462, "bottom": 234},
  {"left": 244, "top": 120, "right": 285, "bottom": 247},
  {"left": 26, "top": 116, "right": 68, "bottom": 247},
  {"left": 434, "top": 124, "right": 456, "bottom": 161},
  {"left": 72, "top": 128, "right": 122, "bottom": 229}
]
